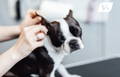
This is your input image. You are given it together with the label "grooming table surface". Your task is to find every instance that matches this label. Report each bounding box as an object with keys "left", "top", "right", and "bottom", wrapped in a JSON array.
[{"left": 56, "top": 58, "right": 120, "bottom": 77}]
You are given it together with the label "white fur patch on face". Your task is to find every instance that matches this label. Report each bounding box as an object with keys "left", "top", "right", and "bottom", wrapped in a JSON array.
[
  {"left": 56, "top": 19, "right": 72, "bottom": 53},
  {"left": 56, "top": 19, "right": 73, "bottom": 38}
]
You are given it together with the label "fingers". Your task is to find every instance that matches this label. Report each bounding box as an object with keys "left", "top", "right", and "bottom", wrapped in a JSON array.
[
  {"left": 35, "top": 33, "right": 45, "bottom": 46},
  {"left": 36, "top": 33, "right": 45, "bottom": 41},
  {"left": 25, "top": 25, "right": 48, "bottom": 34},
  {"left": 35, "top": 25, "right": 48, "bottom": 34},
  {"left": 23, "top": 25, "right": 48, "bottom": 49},
  {"left": 26, "top": 9, "right": 37, "bottom": 18},
  {"left": 26, "top": 9, "right": 40, "bottom": 18},
  {"left": 31, "top": 16, "right": 41, "bottom": 25},
  {"left": 25, "top": 9, "right": 42, "bottom": 25},
  {"left": 20, "top": 9, "right": 42, "bottom": 29}
]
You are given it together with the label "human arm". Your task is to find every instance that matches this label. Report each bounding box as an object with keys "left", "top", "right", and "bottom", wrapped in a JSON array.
[
  {"left": 0, "top": 10, "right": 41, "bottom": 42},
  {"left": 0, "top": 9, "right": 48, "bottom": 76}
]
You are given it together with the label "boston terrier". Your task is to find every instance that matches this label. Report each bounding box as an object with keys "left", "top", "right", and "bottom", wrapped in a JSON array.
[{"left": 4, "top": 10, "right": 84, "bottom": 77}]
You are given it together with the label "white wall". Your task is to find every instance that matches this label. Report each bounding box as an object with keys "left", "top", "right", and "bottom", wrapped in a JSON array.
[
  {"left": 105, "top": 0, "right": 120, "bottom": 56},
  {"left": 0, "top": 0, "right": 18, "bottom": 53}
]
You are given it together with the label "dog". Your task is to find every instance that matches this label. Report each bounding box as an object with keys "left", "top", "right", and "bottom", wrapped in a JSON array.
[{"left": 4, "top": 10, "right": 84, "bottom": 77}]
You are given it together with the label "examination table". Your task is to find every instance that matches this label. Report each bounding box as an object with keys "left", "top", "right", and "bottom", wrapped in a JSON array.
[{"left": 56, "top": 58, "right": 120, "bottom": 77}]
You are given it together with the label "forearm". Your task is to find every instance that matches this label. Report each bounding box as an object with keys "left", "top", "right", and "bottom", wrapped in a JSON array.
[
  {"left": 0, "top": 26, "right": 21, "bottom": 42},
  {"left": 0, "top": 47, "right": 23, "bottom": 76}
]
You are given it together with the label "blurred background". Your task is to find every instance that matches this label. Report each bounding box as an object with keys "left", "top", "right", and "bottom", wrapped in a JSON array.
[{"left": 0, "top": 0, "right": 119, "bottom": 67}]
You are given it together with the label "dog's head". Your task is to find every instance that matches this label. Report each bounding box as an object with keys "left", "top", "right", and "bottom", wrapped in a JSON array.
[{"left": 41, "top": 10, "right": 84, "bottom": 53}]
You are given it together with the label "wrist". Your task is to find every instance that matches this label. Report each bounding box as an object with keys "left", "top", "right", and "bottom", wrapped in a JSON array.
[
  {"left": 11, "top": 26, "right": 21, "bottom": 37},
  {"left": 9, "top": 46, "right": 24, "bottom": 61},
  {"left": 12, "top": 39, "right": 32, "bottom": 59},
  {"left": 0, "top": 47, "right": 24, "bottom": 66}
]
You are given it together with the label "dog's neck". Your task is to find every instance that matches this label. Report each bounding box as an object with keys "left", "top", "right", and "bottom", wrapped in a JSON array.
[{"left": 44, "top": 35, "right": 66, "bottom": 62}]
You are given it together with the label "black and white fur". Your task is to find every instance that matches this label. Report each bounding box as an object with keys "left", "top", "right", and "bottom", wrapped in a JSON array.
[{"left": 4, "top": 10, "right": 84, "bottom": 77}]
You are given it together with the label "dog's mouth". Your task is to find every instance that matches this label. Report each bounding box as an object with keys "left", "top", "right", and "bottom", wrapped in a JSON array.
[{"left": 61, "top": 40, "right": 84, "bottom": 54}]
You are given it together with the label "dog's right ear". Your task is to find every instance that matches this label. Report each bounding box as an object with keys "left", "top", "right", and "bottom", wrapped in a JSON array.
[{"left": 64, "top": 10, "right": 73, "bottom": 19}]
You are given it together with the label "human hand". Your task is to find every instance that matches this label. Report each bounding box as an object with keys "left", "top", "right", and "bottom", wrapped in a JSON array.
[
  {"left": 20, "top": 9, "right": 41, "bottom": 31},
  {"left": 12, "top": 25, "right": 48, "bottom": 59}
]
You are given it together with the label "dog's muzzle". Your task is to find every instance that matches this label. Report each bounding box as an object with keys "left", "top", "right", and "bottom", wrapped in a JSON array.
[{"left": 69, "top": 39, "right": 80, "bottom": 51}]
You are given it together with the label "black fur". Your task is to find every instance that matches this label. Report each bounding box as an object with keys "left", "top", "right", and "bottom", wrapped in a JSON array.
[
  {"left": 4, "top": 47, "right": 54, "bottom": 77},
  {"left": 64, "top": 10, "right": 82, "bottom": 38},
  {"left": 41, "top": 18, "right": 66, "bottom": 47}
]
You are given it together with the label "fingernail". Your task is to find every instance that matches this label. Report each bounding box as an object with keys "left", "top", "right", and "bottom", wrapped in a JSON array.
[{"left": 37, "top": 33, "right": 45, "bottom": 39}]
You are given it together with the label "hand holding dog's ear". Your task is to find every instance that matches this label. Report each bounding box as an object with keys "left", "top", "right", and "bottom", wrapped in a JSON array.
[
  {"left": 12, "top": 9, "right": 48, "bottom": 59},
  {"left": 20, "top": 9, "right": 42, "bottom": 31}
]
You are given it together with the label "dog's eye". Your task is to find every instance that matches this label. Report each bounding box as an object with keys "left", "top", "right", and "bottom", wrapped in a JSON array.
[{"left": 70, "top": 26, "right": 81, "bottom": 37}]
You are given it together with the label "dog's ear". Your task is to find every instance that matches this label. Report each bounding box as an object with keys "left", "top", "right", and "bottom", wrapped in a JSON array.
[
  {"left": 51, "top": 21, "right": 60, "bottom": 27},
  {"left": 64, "top": 10, "right": 81, "bottom": 27},
  {"left": 39, "top": 17, "right": 53, "bottom": 35},
  {"left": 40, "top": 17, "right": 52, "bottom": 29},
  {"left": 50, "top": 21, "right": 60, "bottom": 31},
  {"left": 65, "top": 10, "right": 73, "bottom": 19}
]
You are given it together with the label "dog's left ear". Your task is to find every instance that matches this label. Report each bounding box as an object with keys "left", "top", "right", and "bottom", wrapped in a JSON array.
[{"left": 65, "top": 10, "right": 73, "bottom": 19}]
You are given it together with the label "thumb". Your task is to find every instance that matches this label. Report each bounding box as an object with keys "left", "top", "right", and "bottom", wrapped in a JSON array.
[
  {"left": 31, "top": 16, "right": 42, "bottom": 25},
  {"left": 26, "top": 9, "right": 38, "bottom": 18}
]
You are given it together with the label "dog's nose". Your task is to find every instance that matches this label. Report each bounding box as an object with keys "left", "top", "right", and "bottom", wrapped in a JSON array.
[{"left": 69, "top": 39, "right": 80, "bottom": 51}]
